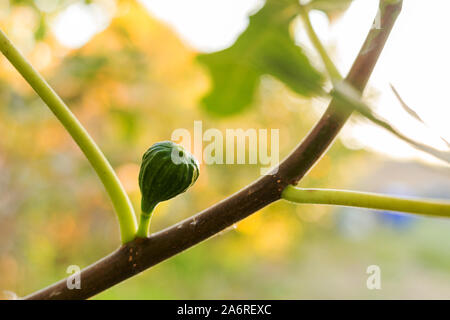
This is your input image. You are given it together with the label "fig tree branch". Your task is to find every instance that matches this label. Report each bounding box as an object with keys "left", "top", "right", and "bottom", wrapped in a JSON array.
[{"left": 23, "top": 0, "right": 402, "bottom": 300}]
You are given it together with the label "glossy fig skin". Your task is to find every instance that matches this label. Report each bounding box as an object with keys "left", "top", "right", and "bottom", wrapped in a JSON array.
[{"left": 139, "top": 141, "right": 199, "bottom": 214}]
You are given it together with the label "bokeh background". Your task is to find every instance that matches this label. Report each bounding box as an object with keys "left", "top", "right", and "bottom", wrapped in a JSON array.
[{"left": 0, "top": 0, "right": 449, "bottom": 299}]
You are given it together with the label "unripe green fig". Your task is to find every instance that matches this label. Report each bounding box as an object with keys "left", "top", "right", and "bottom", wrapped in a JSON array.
[{"left": 136, "top": 141, "right": 199, "bottom": 237}]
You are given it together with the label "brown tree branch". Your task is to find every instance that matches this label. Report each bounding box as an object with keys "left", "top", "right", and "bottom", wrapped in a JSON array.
[{"left": 24, "top": 0, "right": 402, "bottom": 300}]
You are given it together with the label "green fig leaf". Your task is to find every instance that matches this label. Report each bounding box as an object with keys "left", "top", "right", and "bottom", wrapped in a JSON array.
[{"left": 197, "top": 0, "right": 323, "bottom": 116}]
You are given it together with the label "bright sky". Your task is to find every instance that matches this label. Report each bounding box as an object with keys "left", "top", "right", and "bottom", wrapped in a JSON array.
[{"left": 50, "top": 0, "right": 450, "bottom": 166}]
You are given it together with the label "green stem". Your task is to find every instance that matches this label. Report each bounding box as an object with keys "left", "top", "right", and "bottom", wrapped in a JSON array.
[
  {"left": 299, "top": 5, "right": 343, "bottom": 83},
  {"left": 0, "top": 29, "right": 137, "bottom": 243},
  {"left": 136, "top": 202, "right": 157, "bottom": 238},
  {"left": 282, "top": 186, "right": 450, "bottom": 218},
  {"left": 136, "top": 212, "right": 153, "bottom": 238}
]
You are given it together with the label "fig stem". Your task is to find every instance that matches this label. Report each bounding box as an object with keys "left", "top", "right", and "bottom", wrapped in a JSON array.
[
  {"left": 136, "top": 203, "right": 157, "bottom": 238},
  {"left": 136, "top": 212, "right": 153, "bottom": 238}
]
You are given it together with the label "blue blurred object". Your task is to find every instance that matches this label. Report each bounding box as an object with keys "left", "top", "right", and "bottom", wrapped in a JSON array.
[
  {"left": 376, "top": 184, "right": 417, "bottom": 230},
  {"left": 377, "top": 211, "right": 416, "bottom": 229}
]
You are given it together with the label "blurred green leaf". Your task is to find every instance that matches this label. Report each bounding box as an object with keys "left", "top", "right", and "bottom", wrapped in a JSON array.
[
  {"left": 34, "top": 15, "right": 47, "bottom": 41},
  {"left": 197, "top": 0, "right": 323, "bottom": 116}
]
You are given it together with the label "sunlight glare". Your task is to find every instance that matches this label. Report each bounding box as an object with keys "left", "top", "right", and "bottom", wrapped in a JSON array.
[
  {"left": 51, "top": 1, "right": 115, "bottom": 49},
  {"left": 139, "top": 0, "right": 263, "bottom": 52}
]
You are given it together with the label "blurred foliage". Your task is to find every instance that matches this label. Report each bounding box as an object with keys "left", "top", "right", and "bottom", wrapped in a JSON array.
[
  {"left": 197, "top": 0, "right": 323, "bottom": 116},
  {"left": 196, "top": 0, "right": 355, "bottom": 116},
  {"left": 0, "top": 0, "right": 449, "bottom": 299}
]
